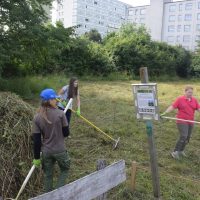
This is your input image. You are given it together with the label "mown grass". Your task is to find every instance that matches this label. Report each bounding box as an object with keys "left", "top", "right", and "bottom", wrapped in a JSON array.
[
  {"left": 3, "top": 75, "right": 200, "bottom": 199},
  {"left": 65, "top": 80, "right": 200, "bottom": 200}
]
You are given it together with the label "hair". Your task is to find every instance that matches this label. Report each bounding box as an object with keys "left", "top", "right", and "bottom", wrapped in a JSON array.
[
  {"left": 185, "top": 85, "right": 193, "bottom": 91},
  {"left": 68, "top": 77, "right": 78, "bottom": 99},
  {"left": 37, "top": 100, "right": 52, "bottom": 124}
]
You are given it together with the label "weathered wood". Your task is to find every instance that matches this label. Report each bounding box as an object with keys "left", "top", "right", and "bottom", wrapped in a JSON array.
[
  {"left": 130, "top": 161, "right": 137, "bottom": 191},
  {"left": 29, "top": 160, "right": 126, "bottom": 200},
  {"left": 140, "top": 67, "right": 161, "bottom": 198},
  {"left": 96, "top": 159, "right": 107, "bottom": 200}
]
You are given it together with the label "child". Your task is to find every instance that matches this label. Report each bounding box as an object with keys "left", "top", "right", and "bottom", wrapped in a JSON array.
[
  {"left": 32, "top": 88, "right": 70, "bottom": 192},
  {"left": 58, "top": 77, "right": 81, "bottom": 124}
]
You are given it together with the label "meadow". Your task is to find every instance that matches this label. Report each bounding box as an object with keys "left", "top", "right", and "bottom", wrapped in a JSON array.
[
  {"left": 67, "top": 78, "right": 200, "bottom": 200},
  {"left": 2, "top": 75, "right": 200, "bottom": 199}
]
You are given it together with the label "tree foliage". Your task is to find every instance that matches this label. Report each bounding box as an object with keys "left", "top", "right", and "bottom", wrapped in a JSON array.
[
  {"left": 0, "top": 3, "right": 193, "bottom": 78},
  {"left": 84, "top": 29, "right": 102, "bottom": 43},
  {"left": 104, "top": 24, "right": 191, "bottom": 77}
]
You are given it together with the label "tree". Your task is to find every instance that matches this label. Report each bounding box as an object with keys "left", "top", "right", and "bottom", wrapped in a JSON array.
[
  {"left": 0, "top": 0, "right": 53, "bottom": 76},
  {"left": 84, "top": 29, "right": 102, "bottom": 43}
]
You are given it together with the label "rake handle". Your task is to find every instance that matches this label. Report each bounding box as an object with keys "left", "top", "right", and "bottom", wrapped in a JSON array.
[
  {"left": 162, "top": 116, "right": 200, "bottom": 124},
  {"left": 15, "top": 165, "right": 35, "bottom": 200}
]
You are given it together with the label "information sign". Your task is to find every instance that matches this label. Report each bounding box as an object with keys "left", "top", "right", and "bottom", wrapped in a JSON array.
[{"left": 132, "top": 83, "right": 159, "bottom": 120}]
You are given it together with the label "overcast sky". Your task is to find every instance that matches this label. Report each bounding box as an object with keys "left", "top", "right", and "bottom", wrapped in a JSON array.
[
  {"left": 119, "top": 0, "right": 150, "bottom": 6},
  {"left": 119, "top": 0, "right": 182, "bottom": 6}
]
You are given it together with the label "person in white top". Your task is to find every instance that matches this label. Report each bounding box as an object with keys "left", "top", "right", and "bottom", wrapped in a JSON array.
[{"left": 58, "top": 77, "right": 80, "bottom": 125}]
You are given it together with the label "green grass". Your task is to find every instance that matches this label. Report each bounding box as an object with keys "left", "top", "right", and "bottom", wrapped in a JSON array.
[
  {"left": 68, "top": 80, "right": 200, "bottom": 200},
  {"left": 2, "top": 75, "right": 200, "bottom": 199}
]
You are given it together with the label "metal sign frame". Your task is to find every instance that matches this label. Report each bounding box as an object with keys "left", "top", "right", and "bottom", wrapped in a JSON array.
[{"left": 132, "top": 83, "right": 159, "bottom": 120}]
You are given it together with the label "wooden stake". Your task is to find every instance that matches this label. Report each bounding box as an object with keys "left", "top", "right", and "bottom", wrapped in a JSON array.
[{"left": 130, "top": 161, "right": 137, "bottom": 191}]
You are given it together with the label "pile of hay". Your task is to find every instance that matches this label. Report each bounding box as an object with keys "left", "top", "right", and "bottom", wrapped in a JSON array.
[{"left": 0, "top": 92, "right": 42, "bottom": 199}]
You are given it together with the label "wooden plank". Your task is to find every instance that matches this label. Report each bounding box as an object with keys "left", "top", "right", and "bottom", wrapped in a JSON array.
[
  {"left": 96, "top": 159, "right": 107, "bottom": 200},
  {"left": 29, "top": 160, "right": 126, "bottom": 200}
]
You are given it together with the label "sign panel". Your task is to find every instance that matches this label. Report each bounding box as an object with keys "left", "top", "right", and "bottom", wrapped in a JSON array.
[{"left": 132, "top": 83, "right": 159, "bottom": 120}]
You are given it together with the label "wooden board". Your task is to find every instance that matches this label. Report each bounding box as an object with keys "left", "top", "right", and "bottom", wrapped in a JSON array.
[{"left": 29, "top": 160, "right": 126, "bottom": 200}]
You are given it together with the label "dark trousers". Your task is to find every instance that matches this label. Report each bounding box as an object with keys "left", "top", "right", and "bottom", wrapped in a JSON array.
[
  {"left": 174, "top": 123, "right": 193, "bottom": 152},
  {"left": 65, "top": 109, "right": 72, "bottom": 125},
  {"left": 42, "top": 151, "right": 70, "bottom": 192}
]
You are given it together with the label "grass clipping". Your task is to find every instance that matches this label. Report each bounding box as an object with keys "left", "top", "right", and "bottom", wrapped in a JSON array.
[{"left": 0, "top": 92, "right": 41, "bottom": 199}]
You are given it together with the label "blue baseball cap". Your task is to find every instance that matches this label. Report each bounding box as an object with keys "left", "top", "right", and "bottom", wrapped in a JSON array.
[{"left": 40, "top": 88, "right": 59, "bottom": 100}]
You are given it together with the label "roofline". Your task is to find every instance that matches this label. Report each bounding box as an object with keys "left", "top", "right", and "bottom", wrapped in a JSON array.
[
  {"left": 128, "top": 5, "right": 150, "bottom": 9},
  {"left": 164, "top": 0, "right": 194, "bottom": 4}
]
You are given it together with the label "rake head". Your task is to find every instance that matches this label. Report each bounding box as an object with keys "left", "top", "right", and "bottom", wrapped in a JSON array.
[{"left": 113, "top": 137, "right": 120, "bottom": 149}]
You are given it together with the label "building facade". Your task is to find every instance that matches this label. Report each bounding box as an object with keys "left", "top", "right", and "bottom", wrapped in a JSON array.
[
  {"left": 128, "top": 0, "right": 200, "bottom": 51},
  {"left": 52, "top": 0, "right": 200, "bottom": 51},
  {"left": 53, "top": 0, "right": 130, "bottom": 36}
]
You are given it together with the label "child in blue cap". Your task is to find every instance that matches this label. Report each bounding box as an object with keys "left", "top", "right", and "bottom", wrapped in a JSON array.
[{"left": 32, "top": 88, "right": 70, "bottom": 192}]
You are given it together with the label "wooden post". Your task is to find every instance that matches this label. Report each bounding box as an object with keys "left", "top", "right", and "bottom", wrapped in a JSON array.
[
  {"left": 96, "top": 159, "right": 107, "bottom": 200},
  {"left": 130, "top": 161, "right": 137, "bottom": 191},
  {"left": 140, "top": 67, "right": 161, "bottom": 199}
]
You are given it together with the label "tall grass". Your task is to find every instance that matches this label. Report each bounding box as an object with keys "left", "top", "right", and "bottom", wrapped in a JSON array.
[{"left": 0, "top": 73, "right": 199, "bottom": 99}]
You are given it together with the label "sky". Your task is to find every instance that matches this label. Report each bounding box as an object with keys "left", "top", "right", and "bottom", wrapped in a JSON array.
[{"left": 119, "top": 0, "right": 150, "bottom": 6}]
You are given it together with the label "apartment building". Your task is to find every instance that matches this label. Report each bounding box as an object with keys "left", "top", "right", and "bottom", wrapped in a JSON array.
[
  {"left": 53, "top": 0, "right": 130, "bottom": 36},
  {"left": 163, "top": 0, "right": 200, "bottom": 50},
  {"left": 128, "top": 0, "right": 200, "bottom": 51},
  {"left": 52, "top": 0, "right": 200, "bottom": 50}
]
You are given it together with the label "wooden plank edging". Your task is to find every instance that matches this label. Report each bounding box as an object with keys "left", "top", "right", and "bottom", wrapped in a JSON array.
[{"left": 29, "top": 160, "right": 126, "bottom": 200}]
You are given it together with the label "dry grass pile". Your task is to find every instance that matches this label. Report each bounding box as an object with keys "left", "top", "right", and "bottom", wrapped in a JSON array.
[{"left": 0, "top": 92, "right": 41, "bottom": 199}]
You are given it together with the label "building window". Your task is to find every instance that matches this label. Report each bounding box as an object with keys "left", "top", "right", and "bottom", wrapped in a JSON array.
[
  {"left": 135, "top": 9, "right": 138, "bottom": 15},
  {"left": 197, "top": 13, "right": 200, "bottom": 20},
  {"left": 185, "top": 3, "right": 192, "bottom": 10},
  {"left": 184, "top": 25, "right": 191, "bottom": 32},
  {"left": 177, "top": 35, "right": 181, "bottom": 42},
  {"left": 197, "top": 24, "right": 200, "bottom": 31},
  {"left": 135, "top": 18, "right": 139, "bottom": 23},
  {"left": 183, "top": 46, "right": 189, "bottom": 50},
  {"left": 196, "top": 35, "right": 200, "bottom": 41},
  {"left": 169, "top": 5, "right": 176, "bottom": 12},
  {"left": 185, "top": 14, "right": 192, "bottom": 21},
  {"left": 85, "top": 18, "right": 89, "bottom": 22},
  {"left": 129, "top": 10, "right": 134, "bottom": 15},
  {"left": 198, "top": 2, "right": 200, "bottom": 9},
  {"left": 179, "top": 4, "right": 183, "bottom": 11},
  {"left": 167, "top": 36, "right": 174, "bottom": 42},
  {"left": 140, "top": 9, "right": 145, "bottom": 15},
  {"left": 177, "top": 25, "right": 182, "bottom": 32},
  {"left": 168, "top": 25, "right": 175, "bottom": 32},
  {"left": 178, "top": 15, "right": 182, "bottom": 21},
  {"left": 85, "top": 25, "right": 87, "bottom": 28},
  {"left": 183, "top": 35, "right": 190, "bottom": 42},
  {"left": 140, "top": 18, "right": 145, "bottom": 23},
  {"left": 169, "top": 15, "right": 175, "bottom": 22},
  {"left": 94, "top": 1, "right": 97, "bottom": 5},
  {"left": 99, "top": 21, "right": 104, "bottom": 25}
]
